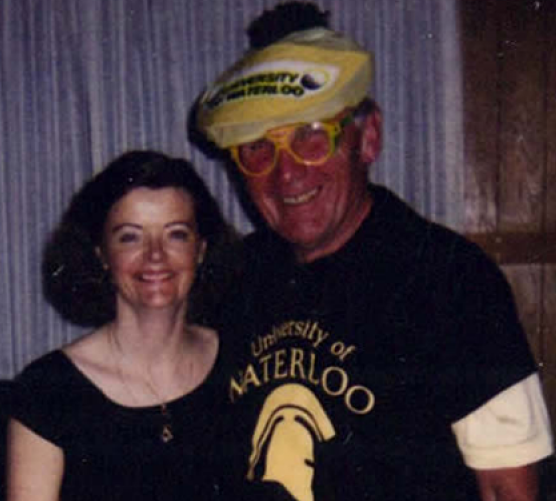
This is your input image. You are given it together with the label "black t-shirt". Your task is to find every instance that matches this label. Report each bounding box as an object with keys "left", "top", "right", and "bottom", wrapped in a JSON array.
[
  {"left": 216, "top": 185, "right": 537, "bottom": 501},
  {"left": 11, "top": 349, "right": 229, "bottom": 501}
]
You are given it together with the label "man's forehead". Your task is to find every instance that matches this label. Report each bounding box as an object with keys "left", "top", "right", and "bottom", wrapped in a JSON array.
[{"left": 262, "top": 108, "right": 349, "bottom": 137}]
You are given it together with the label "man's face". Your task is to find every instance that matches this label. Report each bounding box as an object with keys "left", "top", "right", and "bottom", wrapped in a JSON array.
[{"left": 240, "top": 109, "right": 381, "bottom": 262}]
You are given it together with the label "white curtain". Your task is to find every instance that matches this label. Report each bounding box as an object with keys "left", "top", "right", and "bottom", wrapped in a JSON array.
[{"left": 0, "top": 0, "right": 463, "bottom": 378}]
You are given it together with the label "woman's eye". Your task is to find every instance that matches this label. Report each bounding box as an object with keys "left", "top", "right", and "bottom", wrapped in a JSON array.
[
  {"left": 169, "top": 229, "right": 190, "bottom": 241},
  {"left": 118, "top": 232, "right": 139, "bottom": 244}
]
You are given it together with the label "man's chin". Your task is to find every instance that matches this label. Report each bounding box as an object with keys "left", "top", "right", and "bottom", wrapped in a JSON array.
[{"left": 279, "top": 231, "right": 319, "bottom": 250}]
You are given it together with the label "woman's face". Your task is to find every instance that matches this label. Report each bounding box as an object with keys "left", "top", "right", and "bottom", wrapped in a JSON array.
[{"left": 99, "top": 187, "right": 206, "bottom": 316}]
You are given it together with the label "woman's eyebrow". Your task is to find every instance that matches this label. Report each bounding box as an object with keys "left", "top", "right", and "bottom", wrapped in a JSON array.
[{"left": 110, "top": 222, "right": 142, "bottom": 234}]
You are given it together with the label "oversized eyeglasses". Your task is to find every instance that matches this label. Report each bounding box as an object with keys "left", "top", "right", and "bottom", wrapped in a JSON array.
[{"left": 229, "top": 114, "right": 354, "bottom": 177}]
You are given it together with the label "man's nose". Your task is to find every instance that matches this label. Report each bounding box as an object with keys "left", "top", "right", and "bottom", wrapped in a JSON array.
[{"left": 273, "top": 148, "right": 307, "bottom": 184}]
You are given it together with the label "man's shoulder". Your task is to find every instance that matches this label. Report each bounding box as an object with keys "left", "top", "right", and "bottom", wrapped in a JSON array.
[
  {"left": 242, "top": 228, "right": 290, "bottom": 264},
  {"left": 367, "top": 184, "right": 488, "bottom": 266},
  {"left": 243, "top": 227, "right": 281, "bottom": 248}
]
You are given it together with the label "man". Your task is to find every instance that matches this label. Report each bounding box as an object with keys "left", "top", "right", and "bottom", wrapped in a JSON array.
[{"left": 196, "top": 3, "right": 553, "bottom": 501}]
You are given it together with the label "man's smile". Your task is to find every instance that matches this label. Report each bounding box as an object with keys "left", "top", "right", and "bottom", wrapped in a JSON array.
[{"left": 283, "top": 187, "right": 320, "bottom": 206}]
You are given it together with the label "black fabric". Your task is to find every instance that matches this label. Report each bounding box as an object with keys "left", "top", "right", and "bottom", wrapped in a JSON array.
[
  {"left": 10, "top": 350, "right": 229, "bottom": 501},
  {"left": 216, "top": 184, "right": 537, "bottom": 501}
]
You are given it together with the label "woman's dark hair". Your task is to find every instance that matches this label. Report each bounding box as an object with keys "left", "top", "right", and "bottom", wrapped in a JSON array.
[{"left": 43, "top": 150, "right": 239, "bottom": 327}]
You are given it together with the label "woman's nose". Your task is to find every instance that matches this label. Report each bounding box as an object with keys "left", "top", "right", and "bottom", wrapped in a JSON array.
[{"left": 146, "top": 237, "right": 164, "bottom": 262}]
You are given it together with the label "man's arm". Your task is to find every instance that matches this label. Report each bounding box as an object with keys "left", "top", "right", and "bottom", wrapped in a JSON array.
[
  {"left": 474, "top": 464, "right": 538, "bottom": 501},
  {"left": 452, "top": 375, "right": 552, "bottom": 501}
]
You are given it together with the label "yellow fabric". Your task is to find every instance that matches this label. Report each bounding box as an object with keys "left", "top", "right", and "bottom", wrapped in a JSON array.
[{"left": 197, "top": 28, "right": 373, "bottom": 148}]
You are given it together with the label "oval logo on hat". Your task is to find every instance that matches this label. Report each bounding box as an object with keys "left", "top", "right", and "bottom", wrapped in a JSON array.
[{"left": 300, "top": 69, "right": 329, "bottom": 91}]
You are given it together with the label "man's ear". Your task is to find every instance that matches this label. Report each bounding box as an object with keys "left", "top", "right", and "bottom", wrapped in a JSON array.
[{"left": 359, "top": 109, "right": 382, "bottom": 164}]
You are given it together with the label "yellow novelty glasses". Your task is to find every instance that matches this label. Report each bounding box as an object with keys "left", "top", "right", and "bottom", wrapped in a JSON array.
[{"left": 230, "top": 113, "right": 354, "bottom": 177}]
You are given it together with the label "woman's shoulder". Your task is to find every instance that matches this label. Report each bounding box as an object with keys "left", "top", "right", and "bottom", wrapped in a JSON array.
[
  {"left": 14, "top": 335, "right": 108, "bottom": 401},
  {"left": 16, "top": 349, "right": 71, "bottom": 385},
  {"left": 189, "top": 324, "right": 218, "bottom": 347},
  {"left": 62, "top": 327, "right": 139, "bottom": 407},
  {"left": 14, "top": 328, "right": 104, "bottom": 385},
  {"left": 11, "top": 349, "right": 89, "bottom": 445},
  {"left": 188, "top": 324, "right": 219, "bottom": 379},
  {"left": 62, "top": 328, "right": 108, "bottom": 374}
]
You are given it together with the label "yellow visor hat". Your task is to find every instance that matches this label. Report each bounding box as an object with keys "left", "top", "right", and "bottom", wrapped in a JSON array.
[{"left": 197, "top": 28, "right": 373, "bottom": 148}]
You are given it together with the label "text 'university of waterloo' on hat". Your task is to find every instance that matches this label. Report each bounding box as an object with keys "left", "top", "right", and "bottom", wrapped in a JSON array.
[{"left": 197, "top": 28, "right": 374, "bottom": 148}]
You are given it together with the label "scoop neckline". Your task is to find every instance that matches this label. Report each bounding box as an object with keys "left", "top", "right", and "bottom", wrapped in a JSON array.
[{"left": 54, "top": 344, "right": 221, "bottom": 413}]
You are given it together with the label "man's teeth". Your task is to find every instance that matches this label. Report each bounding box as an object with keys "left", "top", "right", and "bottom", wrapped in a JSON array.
[{"left": 283, "top": 188, "right": 319, "bottom": 205}]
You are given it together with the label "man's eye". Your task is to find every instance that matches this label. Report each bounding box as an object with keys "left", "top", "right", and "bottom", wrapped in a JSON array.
[
  {"left": 245, "top": 140, "right": 268, "bottom": 152},
  {"left": 241, "top": 139, "right": 273, "bottom": 157},
  {"left": 295, "top": 124, "right": 327, "bottom": 143}
]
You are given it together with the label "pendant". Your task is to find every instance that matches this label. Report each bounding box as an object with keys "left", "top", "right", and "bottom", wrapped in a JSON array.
[{"left": 161, "top": 423, "right": 174, "bottom": 443}]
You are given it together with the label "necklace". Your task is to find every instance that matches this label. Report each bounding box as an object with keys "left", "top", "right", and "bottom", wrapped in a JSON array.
[
  {"left": 143, "top": 375, "right": 174, "bottom": 443},
  {"left": 160, "top": 405, "right": 173, "bottom": 443},
  {"left": 107, "top": 328, "right": 175, "bottom": 444}
]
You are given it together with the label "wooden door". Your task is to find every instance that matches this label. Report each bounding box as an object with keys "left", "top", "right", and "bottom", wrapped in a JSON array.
[{"left": 461, "top": 0, "right": 556, "bottom": 441}]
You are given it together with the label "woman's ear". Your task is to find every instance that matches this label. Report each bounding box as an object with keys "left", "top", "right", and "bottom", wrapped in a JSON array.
[
  {"left": 197, "top": 240, "right": 207, "bottom": 266},
  {"left": 359, "top": 109, "right": 382, "bottom": 164},
  {"left": 95, "top": 246, "right": 109, "bottom": 270}
]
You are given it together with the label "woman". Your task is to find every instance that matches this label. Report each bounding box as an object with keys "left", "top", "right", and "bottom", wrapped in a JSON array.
[{"left": 7, "top": 151, "right": 238, "bottom": 500}]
